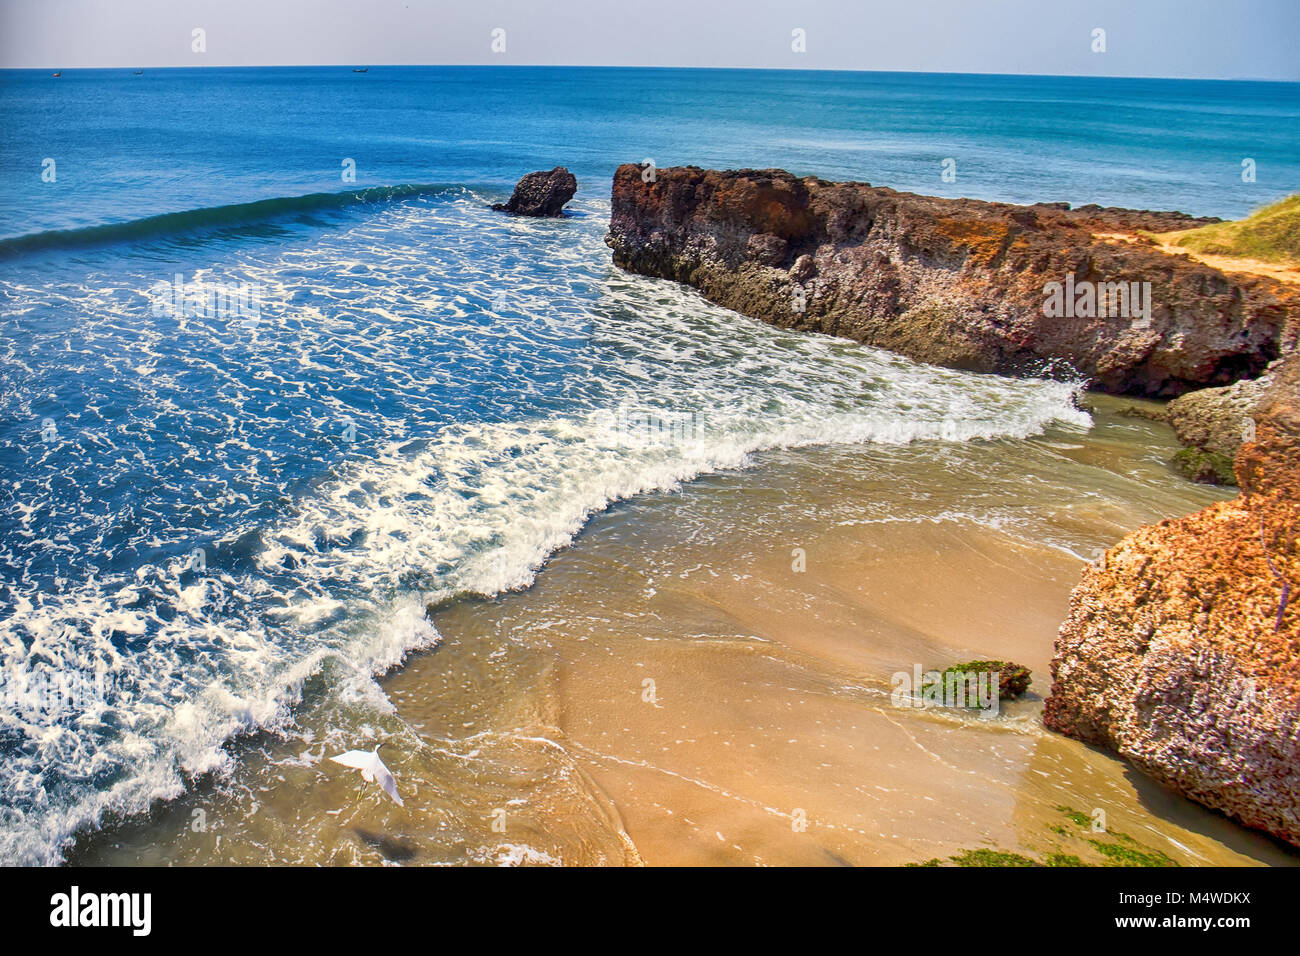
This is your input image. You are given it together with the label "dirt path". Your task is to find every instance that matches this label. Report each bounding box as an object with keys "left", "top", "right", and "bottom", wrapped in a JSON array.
[{"left": 1093, "top": 232, "right": 1300, "bottom": 285}]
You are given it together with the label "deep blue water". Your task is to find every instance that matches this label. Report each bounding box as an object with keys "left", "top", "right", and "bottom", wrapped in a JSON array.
[
  {"left": 0, "top": 66, "right": 1296, "bottom": 864},
  {"left": 3, "top": 66, "right": 1299, "bottom": 238}
]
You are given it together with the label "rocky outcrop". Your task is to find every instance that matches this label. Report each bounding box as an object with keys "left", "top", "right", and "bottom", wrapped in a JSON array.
[
  {"left": 1164, "top": 363, "right": 1282, "bottom": 484},
  {"left": 1044, "top": 355, "right": 1300, "bottom": 845},
  {"left": 492, "top": 167, "right": 577, "bottom": 217},
  {"left": 1167, "top": 373, "right": 1275, "bottom": 459},
  {"left": 606, "top": 164, "right": 1299, "bottom": 395}
]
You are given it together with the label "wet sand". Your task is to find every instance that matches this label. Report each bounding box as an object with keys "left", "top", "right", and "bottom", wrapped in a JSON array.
[{"left": 70, "top": 397, "right": 1299, "bottom": 866}]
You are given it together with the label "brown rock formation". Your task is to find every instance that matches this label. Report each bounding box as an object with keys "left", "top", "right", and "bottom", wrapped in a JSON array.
[
  {"left": 492, "top": 167, "right": 577, "bottom": 217},
  {"left": 1163, "top": 361, "right": 1287, "bottom": 485},
  {"left": 606, "top": 164, "right": 1299, "bottom": 395},
  {"left": 1166, "top": 370, "right": 1275, "bottom": 461},
  {"left": 1044, "top": 355, "right": 1300, "bottom": 845}
]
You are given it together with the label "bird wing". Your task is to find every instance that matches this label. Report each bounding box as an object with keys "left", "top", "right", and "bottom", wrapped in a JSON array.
[
  {"left": 373, "top": 754, "right": 404, "bottom": 806},
  {"left": 331, "top": 749, "right": 401, "bottom": 804},
  {"left": 330, "top": 750, "right": 379, "bottom": 772}
]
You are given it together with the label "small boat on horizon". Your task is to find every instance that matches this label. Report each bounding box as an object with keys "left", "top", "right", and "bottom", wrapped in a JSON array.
[
  {"left": 352, "top": 67, "right": 368, "bottom": 73},
  {"left": 52, "top": 71, "right": 61, "bottom": 77},
  {"left": 133, "top": 70, "right": 143, "bottom": 75}
]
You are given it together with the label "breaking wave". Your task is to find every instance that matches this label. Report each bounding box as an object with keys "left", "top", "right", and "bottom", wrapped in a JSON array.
[{"left": 0, "top": 183, "right": 465, "bottom": 259}]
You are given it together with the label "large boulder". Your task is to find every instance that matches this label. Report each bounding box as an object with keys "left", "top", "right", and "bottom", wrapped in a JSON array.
[
  {"left": 1044, "top": 355, "right": 1300, "bottom": 845},
  {"left": 1165, "top": 365, "right": 1280, "bottom": 484},
  {"left": 492, "top": 167, "right": 577, "bottom": 217},
  {"left": 605, "top": 164, "right": 1299, "bottom": 395},
  {"left": 1166, "top": 370, "right": 1277, "bottom": 460}
]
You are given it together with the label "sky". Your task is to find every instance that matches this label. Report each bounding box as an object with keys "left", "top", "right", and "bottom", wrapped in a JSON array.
[{"left": 0, "top": 0, "right": 1297, "bottom": 80}]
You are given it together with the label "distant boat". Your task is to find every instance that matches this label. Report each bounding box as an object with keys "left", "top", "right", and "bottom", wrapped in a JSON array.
[
  {"left": 52, "top": 71, "right": 61, "bottom": 77},
  {"left": 133, "top": 70, "right": 143, "bottom": 75},
  {"left": 352, "top": 67, "right": 369, "bottom": 73}
]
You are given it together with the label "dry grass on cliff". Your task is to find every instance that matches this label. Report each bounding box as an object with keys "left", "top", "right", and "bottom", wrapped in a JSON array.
[{"left": 1151, "top": 194, "right": 1300, "bottom": 269}]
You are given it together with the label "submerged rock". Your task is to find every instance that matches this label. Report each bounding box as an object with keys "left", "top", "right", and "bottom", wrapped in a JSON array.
[
  {"left": 492, "top": 167, "right": 577, "bottom": 217},
  {"left": 1044, "top": 354, "right": 1300, "bottom": 846},
  {"left": 605, "top": 164, "right": 1299, "bottom": 395}
]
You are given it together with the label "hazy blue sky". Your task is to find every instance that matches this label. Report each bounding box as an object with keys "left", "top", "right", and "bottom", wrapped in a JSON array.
[{"left": 1, "top": 0, "right": 1297, "bottom": 79}]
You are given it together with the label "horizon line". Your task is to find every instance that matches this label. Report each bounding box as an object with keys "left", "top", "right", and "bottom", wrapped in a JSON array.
[{"left": 4, "top": 63, "right": 1297, "bottom": 84}]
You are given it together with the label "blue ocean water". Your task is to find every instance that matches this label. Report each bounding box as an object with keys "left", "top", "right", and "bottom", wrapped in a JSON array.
[
  {"left": 3, "top": 66, "right": 1298, "bottom": 239},
  {"left": 0, "top": 66, "right": 1296, "bottom": 865}
]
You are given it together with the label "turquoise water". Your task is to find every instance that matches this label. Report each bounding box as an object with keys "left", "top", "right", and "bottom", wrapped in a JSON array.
[{"left": 0, "top": 66, "right": 1296, "bottom": 865}]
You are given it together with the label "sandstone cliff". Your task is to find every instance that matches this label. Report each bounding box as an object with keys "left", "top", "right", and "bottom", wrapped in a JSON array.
[
  {"left": 606, "top": 164, "right": 1298, "bottom": 395},
  {"left": 1044, "top": 355, "right": 1299, "bottom": 845}
]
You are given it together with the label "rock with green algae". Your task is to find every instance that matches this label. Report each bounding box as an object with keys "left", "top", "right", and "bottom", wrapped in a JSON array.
[
  {"left": 1171, "top": 445, "right": 1237, "bottom": 484},
  {"left": 1088, "top": 840, "right": 1178, "bottom": 868},
  {"left": 941, "top": 659, "right": 1032, "bottom": 699}
]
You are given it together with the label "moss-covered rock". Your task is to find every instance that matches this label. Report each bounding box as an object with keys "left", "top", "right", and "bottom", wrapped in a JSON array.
[
  {"left": 910, "top": 849, "right": 1040, "bottom": 867},
  {"left": 1170, "top": 446, "right": 1236, "bottom": 484},
  {"left": 942, "top": 660, "right": 1032, "bottom": 699},
  {"left": 1166, "top": 372, "right": 1274, "bottom": 461}
]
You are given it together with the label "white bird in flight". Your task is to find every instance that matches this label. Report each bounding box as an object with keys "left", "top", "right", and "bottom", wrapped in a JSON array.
[{"left": 330, "top": 746, "right": 404, "bottom": 806}]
